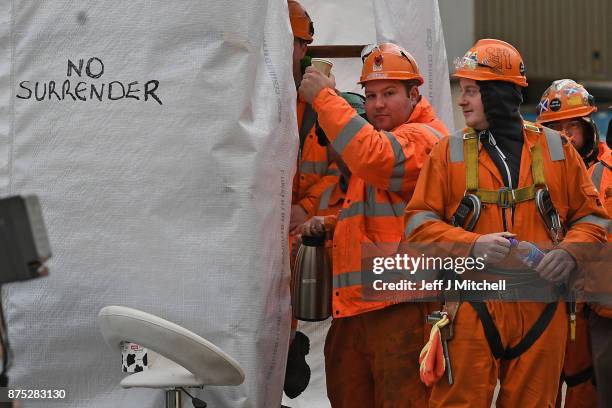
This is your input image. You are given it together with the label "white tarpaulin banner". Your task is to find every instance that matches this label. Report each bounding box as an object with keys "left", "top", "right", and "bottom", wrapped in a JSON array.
[
  {"left": 283, "top": 1, "right": 452, "bottom": 407},
  {"left": 1, "top": 1, "right": 296, "bottom": 407},
  {"left": 373, "top": 0, "right": 454, "bottom": 130}
]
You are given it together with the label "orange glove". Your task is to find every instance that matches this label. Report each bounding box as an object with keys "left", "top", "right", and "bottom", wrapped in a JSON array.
[{"left": 419, "top": 314, "right": 449, "bottom": 386}]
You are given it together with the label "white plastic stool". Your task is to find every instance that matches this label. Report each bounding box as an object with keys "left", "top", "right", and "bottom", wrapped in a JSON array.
[{"left": 98, "top": 305, "right": 245, "bottom": 408}]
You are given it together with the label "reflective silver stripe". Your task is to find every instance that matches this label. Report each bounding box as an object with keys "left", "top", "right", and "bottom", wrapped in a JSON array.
[
  {"left": 421, "top": 124, "right": 444, "bottom": 140},
  {"left": 318, "top": 185, "right": 334, "bottom": 211},
  {"left": 569, "top": 214, "right": 610, "bottom": 231},
  {"left": 326, "top": 167, "right": 341, "bottom": 176},
  {"left": 543, "top": 126, "right": 565, "bottom": 161},
  {"left": 338, "top": 198, "right": 407, "bottom": 221},
  {"left": 449, "top": 129, "right": 465, "bottom": 163},
  {"left": 404, "top": 211, "right": 442, "bottom": 237},
  {"left": 300, "top": 161, "right": 328, "bottom": 175},
  {"left": 333, "top": 271, "right": 362, "bottom": 288},
  {"left": 367, "top": 185, "right": 376, "bottom": 205},
  {"left": 591, "top": 162, "right": 605, "bottom": 191},
  {"left": 384, "top": 131, "right": 407, "bottom": 192},
  {"left": 332, "top": 115, "right": 368, "bottom": 155},
  {"left": 339, "top": 202, "right": 365, "bottom": 220}
]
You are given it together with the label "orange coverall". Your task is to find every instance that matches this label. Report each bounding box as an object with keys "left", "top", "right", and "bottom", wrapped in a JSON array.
[
  {"left": 586, "top": 141, "right": 612, "bottom": 406},
  {"left": 405, "top": 124, "right": 608, "bottom": 407},
  {"left": 588, "top": 142, "right": 612, "bottom": 321},
  {"left": 560, "top": 142, "right": 611, "bottom": 408},
  {"left": 293, "top": 97, "right": 340, "bottom": 217},
  {"left": 290, "top": 98, "right": 340, "bottom": 333},
  {"left": 558, "top": 302, "right": 597, "bottom": 408},
  {"left": 589, "top": 141, "right": 612, "bottom": 224},
  {"left": 313, "top": 87, "right": 447, "bottom": 407}
]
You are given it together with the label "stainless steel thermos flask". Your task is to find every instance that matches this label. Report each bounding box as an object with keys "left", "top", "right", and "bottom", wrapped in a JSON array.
[{"left": 292, "top": 234, "right": 332, "bottom": 321}]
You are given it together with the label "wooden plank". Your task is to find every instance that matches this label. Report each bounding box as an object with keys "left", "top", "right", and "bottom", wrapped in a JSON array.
[{"left": 307, "top": 45, "right": 365, "bottom": 59}]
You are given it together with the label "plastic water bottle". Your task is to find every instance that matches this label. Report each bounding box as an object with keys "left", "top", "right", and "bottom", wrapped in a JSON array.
[{"left": 508, "top": 237, "right": 545, "bottom": 268}]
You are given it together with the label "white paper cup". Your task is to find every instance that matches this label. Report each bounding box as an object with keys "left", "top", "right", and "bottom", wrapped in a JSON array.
[{"left": 311, "top": 58, "right": 333, "bottom": 77}]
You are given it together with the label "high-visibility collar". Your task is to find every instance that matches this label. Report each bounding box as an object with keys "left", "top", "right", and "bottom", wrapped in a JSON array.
[{"left": 462, "top": 122, "right": 547, "bottom": 208}]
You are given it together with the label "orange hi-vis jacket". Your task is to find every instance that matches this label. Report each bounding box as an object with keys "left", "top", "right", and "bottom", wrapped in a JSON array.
[
  {"left": 589, "top": 141, "right": 612, "bottom": 217},
  {"left": 588, "top": 141, "right": 612, "bottom": 318},
  {"left": 313, "top": 88, "right": 448, "bottom": 318},
  {"left": 317, "top": 176, "right": 347, "bottom": 219},
  {"left": 316, "top": 177, "right": 348, "bottom": 271},
  {"left": 405, "top": 123, "right": 608, "bottom": 252},
  {"left": 292, "top": 97, "right": 340, "bottom": 217}
]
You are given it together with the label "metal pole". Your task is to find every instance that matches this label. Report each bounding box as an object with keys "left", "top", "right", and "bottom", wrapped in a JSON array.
[{"left": 165, "top": 389, "right": 181, "bottom": 408}]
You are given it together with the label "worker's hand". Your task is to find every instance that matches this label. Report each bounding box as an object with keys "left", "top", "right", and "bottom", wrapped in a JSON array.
[
  {"left": 290, "top": 204, "right": 309, "bottom": 235},
  {"left": 299, "top": 66, "right": 336, "bottom": 104},
  {"left": 471, "top": 232, "right": 516, "bottom": 264},
  {"left": 297, "top": 216, "right": 325, "bottom": 237},
  {"left": 536, "top": 248, "right": 576, "bottom": 284}
]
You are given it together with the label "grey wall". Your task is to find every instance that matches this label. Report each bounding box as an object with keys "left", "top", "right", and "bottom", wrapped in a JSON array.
[{"left": 438, "top": 0, "right": 475, "bottom": 72}]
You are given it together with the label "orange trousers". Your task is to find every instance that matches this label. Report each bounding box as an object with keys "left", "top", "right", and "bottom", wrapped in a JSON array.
[
  {"left": 589, "top": 312, "right": 612, "bottom": 407},
  {"left": 557, "top": 306, "right": 597, "bottom": 408},
  {"left": 324, "top": 302, "right": 432, "bottom": 408},
  {"left": 430, "top": 301, "right": 567, "bottom": 408}
]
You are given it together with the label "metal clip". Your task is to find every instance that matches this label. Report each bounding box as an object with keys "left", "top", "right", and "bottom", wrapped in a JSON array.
[
  {"left": 497, "top": 187, "right": 515, "bottom": 209},
  {"left": 535, "top": 189, "right": 564, "bottom": 244},
  {"left": 451, "top": 194, "right": 481, "bottom": 232}
]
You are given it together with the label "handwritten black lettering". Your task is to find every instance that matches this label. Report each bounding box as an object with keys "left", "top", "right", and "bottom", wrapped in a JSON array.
[
  {"left": 90, "top": 83, "right": 104, "bottom": 101},
  {"left": 67, "top": 59, "right": 84, "bottom": 77},
  {"left": 86, "top": 57, "right": 104, "bottom": 79},
  {"left": 108, "top": 81, "right": 125, "bottom": 100},
  {"left": 34, "top": 82, "right": 46, "bottom": 101},
  {"left": 62, "top": 79, "right": 76, "bottom": 101},
  {"left": 75, "top": 81, "right": 87, "bottom": 101},
  {"left": 144, "top": 80, "right": 162, "bottom": 105},
  {"left": 125, "top": 81, "right": 140, "bottom": 100},
  {"left": 16, "top": 81, "right": 32, "bottom": 99},
  {"left": 16, "top": 58, "right": 162, "bottom": 104},
  {"left": 49, "top": 81, "right": 61, "bottom": 100}
]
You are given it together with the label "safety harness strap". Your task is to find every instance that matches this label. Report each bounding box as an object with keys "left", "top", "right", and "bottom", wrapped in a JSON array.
[
  {"left": 531, "top": 142, "right": 547, "bottom": 186},
  {"left": 469, "top": 302, "right": 558, "bottom": 360},
  {"left": 464, "top": 133, "right": 479, "bottom": 191},
  {"left": 463, "top": 123, "right": 547, "bottom": 207},
  {"left": 299, "top": 104, "right": 317, "bottom": 156},
  {"left": 474, "top": 185, "right": 537, "bottom": 207},
  {"left": 469, "top": 302, "right": 504, "bottom": 359},
  {"left": 563, "top": 366, "right": 594, "bottom": 387}
]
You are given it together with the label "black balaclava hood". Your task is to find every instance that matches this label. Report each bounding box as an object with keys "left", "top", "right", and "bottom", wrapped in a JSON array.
[
  {"left": 477, "top": 80, "right": 524, "bottom": 188},
  {"left": 576, "top": 119, "right": 598, "bottom": 167}
]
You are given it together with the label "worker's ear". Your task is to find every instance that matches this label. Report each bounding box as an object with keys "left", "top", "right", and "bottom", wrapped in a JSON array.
[{"left": 409, "top": 85, "right": 420, "bottom": 106}]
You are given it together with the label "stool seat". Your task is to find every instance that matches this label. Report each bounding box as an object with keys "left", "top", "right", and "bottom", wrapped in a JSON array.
[{"left": 98, "top": 305, "right": 245, "bottom": 389}]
